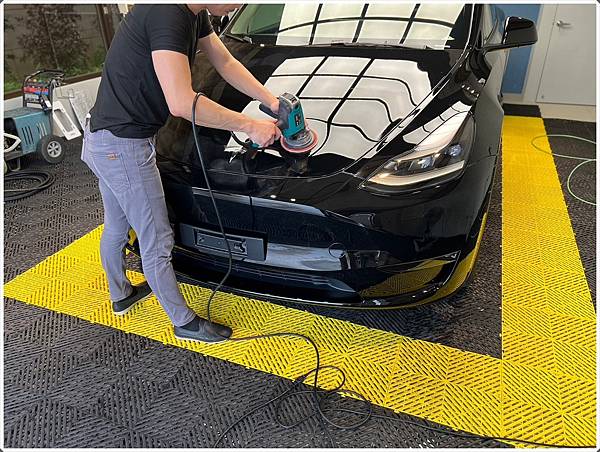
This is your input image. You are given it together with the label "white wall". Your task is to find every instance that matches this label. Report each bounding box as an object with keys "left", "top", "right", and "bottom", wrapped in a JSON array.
[
  {"left": 5, "top": 76, "right": 101, "bottom": 132},
  {"left": 521, "top": 4, "right": 556, "bottom": 105}
]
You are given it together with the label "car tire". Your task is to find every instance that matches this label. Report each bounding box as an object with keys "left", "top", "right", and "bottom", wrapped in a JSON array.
[{"left": 38, "top": 135, "right": 66, "bottom": 164}]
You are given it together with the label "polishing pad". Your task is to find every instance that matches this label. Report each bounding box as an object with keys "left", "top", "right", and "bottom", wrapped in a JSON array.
[{"left": 280, "top": 129, "right": 319, "bottom": 154}]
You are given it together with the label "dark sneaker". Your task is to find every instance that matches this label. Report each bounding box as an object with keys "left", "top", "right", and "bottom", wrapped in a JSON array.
[
  {"left": 174, "top": 316, "right": 232, "bottom": 343},
  {"left": 112, "top": 282, "right": 152, "bottom": 315}
]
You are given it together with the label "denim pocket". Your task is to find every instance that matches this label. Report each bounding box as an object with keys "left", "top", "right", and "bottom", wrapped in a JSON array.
[
  {"left": 138, "top": 139, "right": 156, "bottom": 168},
  {"left": 90, "top": 150, "right": 131, "bottom": 192},
  {"left": 81, "top": 125, "right": 92, "bottom": 163}
]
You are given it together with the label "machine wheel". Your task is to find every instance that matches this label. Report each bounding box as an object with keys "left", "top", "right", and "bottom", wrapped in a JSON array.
[{"left": 38, "top": 135, "right": 66, "bottom": 164}]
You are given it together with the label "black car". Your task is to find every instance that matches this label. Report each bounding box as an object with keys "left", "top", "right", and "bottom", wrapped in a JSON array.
[{"left": 139, "top": 3, "right": 537, "bottom": 308}]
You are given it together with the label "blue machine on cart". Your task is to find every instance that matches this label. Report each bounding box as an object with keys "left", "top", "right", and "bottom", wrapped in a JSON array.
[{"left": 4, "top": 69, "right": 68, "bottom": 173}]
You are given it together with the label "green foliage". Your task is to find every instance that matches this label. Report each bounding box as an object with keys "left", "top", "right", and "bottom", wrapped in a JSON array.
[
  {"left": 4, "top": 80, "right": 22, "bottom": 93},
  {"left": 68, "top": 48, "right": 105, "bottom": 77},
  {"left": 4, "top": 5, "right": 107, "bottom": 92},
  {"left": 17, "top": 4, "right": 88, "bottom": 75},
  {"left": 4, "top": 51, "right": 21, "bottom": 93}
]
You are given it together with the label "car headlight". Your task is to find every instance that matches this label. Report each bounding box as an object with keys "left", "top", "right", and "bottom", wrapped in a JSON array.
[{"left": 360, "top": 112, "right": 475, "bottom": 194}]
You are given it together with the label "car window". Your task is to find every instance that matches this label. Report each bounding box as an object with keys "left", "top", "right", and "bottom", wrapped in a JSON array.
[
  {"left": 490, "top": 5, "right": 505, "bottom": 44},
  {"left": 226, "top": 3, "right": 473, "bottom": 50},
  {"left": 482, "top": 4, "right": 505, "bottom": 46},
  {"left": 480, "top": 4, "right": 495, "bottom": 45}
]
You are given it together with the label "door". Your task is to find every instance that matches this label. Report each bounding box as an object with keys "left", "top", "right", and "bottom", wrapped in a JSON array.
[{"left": 536, "top": 4, "right": 596, "bottom": 105}]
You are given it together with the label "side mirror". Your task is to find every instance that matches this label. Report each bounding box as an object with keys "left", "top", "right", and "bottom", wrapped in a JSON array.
[{"left": 484, "top": 16, "right": 538, "bottom": 53}]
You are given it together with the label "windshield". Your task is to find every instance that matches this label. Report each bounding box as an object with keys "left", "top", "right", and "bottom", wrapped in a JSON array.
[{"left": 226, "top": 3, "right": 472, "bottom": 49}]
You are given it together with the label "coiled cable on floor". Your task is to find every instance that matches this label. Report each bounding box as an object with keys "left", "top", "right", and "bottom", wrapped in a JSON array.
[
  {"left": 531, "top": 134, "right": 596, "bottom": 206},
  {"left": 191, "top": 93, "right": 594, "bottom": 448},
  {"left": 4, "top": 170, "right": 55, "bottom": 202},
  {"left": 191, "top": 92, "right": 370, "bottom": 448}
]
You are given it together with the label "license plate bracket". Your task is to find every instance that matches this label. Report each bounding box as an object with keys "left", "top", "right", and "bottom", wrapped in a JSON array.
[{"left": 179, "top": 223, "right": 265, "bottom": 261}]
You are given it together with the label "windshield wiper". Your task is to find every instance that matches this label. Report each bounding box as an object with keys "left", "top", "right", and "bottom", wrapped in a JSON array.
[
  {"left": 223, "top": 32, "right": 253, "bottom": 44},
  {"left": 313, "top": 41, "right": 409, "bottom": 48},
  {"left": 310, "top": 41, "right": 448, "bottom": 50}
]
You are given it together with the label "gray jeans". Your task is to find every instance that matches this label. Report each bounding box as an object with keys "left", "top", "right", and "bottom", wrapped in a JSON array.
[{"left": 82, "top": 123, "right": 196, "bottom": 327}]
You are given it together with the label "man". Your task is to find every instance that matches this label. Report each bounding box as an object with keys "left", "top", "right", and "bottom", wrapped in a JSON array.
[{"left": 82, "top": 4, "right": 281, "bottom": 343}]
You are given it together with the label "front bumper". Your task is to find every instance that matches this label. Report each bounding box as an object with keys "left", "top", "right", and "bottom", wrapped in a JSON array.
[
  {"left": 172, "top": 242, "right": 463, "bottom": 308},
  {"left": 126, "top": 233, "right": 472, "bottom": 308},
  {"left": 146, "top": 154, "right": 496, "bottom": 309}
]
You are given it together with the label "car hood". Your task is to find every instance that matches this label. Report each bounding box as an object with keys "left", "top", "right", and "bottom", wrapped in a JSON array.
[{"left": 158, "top": 42, "right": 466, "bottom": 180}]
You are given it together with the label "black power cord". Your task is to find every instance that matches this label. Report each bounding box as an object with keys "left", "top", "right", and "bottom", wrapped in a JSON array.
[
  {"left": 229, "top": 130, "right": 268, "bottom": 151},
  {"left": 190, "top": 92, "right": 595, "bottom": 449},
  {"left": 192, "top": 92, "right": 369, "bottom": 448},
  {"left": 4, "top": 169, "right": 55, "bottom": 202}
]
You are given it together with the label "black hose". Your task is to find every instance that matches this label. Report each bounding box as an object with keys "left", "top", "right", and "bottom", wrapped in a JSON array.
[
  {"left": 4, "top": 169, "right": 55, "bottom": 202},
  {"left": 191, "top": 92, "right": 369, "bottom": 448},
  {"left": 230, "top": 130, "right": 267, "bottom": 151}
]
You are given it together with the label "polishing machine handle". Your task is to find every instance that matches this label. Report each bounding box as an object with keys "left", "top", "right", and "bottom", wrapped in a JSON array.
[{"left": 258, "top": 102, "right": 285, "bottom": 130}]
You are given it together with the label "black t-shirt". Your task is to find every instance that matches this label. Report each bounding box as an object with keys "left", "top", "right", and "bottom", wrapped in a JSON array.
[{"left": 89, "top": 5, "right": 214, "bottom": 138}]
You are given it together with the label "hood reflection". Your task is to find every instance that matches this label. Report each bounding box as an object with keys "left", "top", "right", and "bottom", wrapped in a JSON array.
[{"left": 226, "top": 55, "right": 433, "bottom": 165}]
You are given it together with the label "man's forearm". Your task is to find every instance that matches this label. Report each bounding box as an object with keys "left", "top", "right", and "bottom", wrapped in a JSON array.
[
  {"left": 217, "top": 58, "right": 278, "bottom": 108},
  {"left": 179, "top": 90, "right": 253, "bottom": 133},
  {"left": 152, "top": 48, "right": 266, "bottom": 134},
  {"left": 178, "top": 89, "right": 280, "bottom": 148}
]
